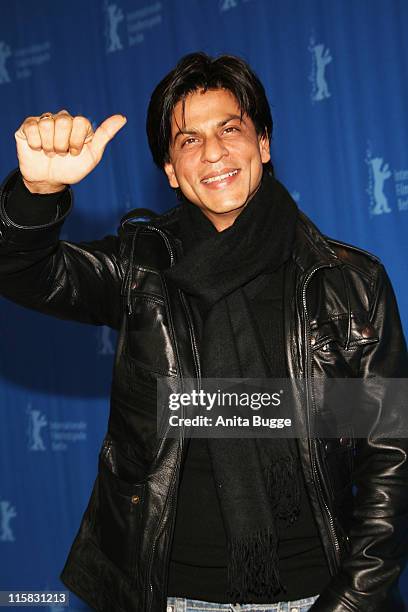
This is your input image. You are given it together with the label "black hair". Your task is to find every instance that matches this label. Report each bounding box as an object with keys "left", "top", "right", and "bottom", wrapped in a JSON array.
[{"left": 146, "top": 52, "right": 273, "bottom": 170}]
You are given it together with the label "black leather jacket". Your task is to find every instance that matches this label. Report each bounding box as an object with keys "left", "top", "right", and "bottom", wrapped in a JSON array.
[{"left": 1, "top": 170, "right": 408, "bottom": 612}]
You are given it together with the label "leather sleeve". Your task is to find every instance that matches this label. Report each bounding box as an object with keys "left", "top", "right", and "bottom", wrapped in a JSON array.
[
  {"left": 0, "top": 169, "right": 124, "bottom": 330},
  {"left": 5, "top": 173, "right": 66, "bottom": 225},
  {"left": 311, "top": 264, "right": 408, "bottom": 611}
]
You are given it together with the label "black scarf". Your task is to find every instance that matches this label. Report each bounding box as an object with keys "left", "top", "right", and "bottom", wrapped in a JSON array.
[{"left": 165, "top": 169, "right": 300, "bottom": 602}]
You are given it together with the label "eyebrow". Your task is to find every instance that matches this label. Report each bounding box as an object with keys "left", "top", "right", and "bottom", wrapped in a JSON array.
[{"left": 173, "top": 113, "right": 244, "bottom": 144}]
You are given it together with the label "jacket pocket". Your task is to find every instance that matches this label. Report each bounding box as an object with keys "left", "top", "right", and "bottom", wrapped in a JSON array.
[
  {"left": 311, "top": 311, "right": 379, "bottom": 352},
  {"left": 125, "top": 291, "right": 177, "bottom": 376},
  {"left": 98, "top": 440, "right": 145, "bottom": 581},
  {"left": 311, "top": 311, "right": 379, "bottom": 377},
  {"left": 317, "top": 430, "right": 355, "bottom": 504}
]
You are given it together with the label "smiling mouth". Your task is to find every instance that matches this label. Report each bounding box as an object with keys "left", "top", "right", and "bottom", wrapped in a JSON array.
[{"left": 201, "top": 169, "right": 239, "bottom": 184}]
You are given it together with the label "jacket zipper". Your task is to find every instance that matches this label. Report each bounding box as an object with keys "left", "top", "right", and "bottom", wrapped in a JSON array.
[
  {"left": 180, "top": 292, "right": 202, "bottom": 382},
  {"left": 301, "top": 262, "right": 342, "bottom": 572},
  {"left": 140, "top": 226, "right": 201, "bottom": 612},
  {"left": 132, "top": 224, "right": 175, "bottom": 612},
  {"left": 144, "top": 226, "right": 175, "bottom": 267},
  {"left": 154, "top": 291, "right": 202, "bottom": 610}
]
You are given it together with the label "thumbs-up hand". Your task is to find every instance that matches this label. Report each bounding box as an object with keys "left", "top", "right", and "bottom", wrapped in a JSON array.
[{"left": 15, "top": 109, "right": 127, "bottom": 193}]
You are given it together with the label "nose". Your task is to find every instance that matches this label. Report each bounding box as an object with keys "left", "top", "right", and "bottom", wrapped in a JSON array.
[{"left": 201, "top": 134, "right": 228, "bottom": 163}]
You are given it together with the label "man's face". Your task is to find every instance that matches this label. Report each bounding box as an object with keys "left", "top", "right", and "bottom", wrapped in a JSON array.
[{"left": 164, "top": 88, "right": 270, "bottom": 231}]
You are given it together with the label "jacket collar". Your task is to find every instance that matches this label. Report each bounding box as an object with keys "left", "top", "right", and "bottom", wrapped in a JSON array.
[{"left": 292, "top": 211, "right": 341, "bottom": 273}]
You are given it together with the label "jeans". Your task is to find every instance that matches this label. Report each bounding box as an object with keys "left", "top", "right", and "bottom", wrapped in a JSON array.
[{"left": 166, "top": 594, "right": 319, "bottom": 612}]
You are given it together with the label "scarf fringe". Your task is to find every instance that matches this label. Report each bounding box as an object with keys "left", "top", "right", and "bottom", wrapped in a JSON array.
[
  {"left": 227, "top": 528, "right": 284, "bottom": 601},
  {"left": 265, "top": 456, "right": 301, "bottom": 524}
]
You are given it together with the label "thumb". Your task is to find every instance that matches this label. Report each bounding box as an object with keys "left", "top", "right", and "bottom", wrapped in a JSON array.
[{"left": 89, "top": 114, "right": 127, "bottom": 158}]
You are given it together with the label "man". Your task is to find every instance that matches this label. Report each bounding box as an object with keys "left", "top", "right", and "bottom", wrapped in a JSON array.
[{"left": 0, "top": 52, "right": 407, "bottom": 612}]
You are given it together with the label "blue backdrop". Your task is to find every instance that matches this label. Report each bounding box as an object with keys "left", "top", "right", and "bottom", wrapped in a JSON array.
[{"left": 1, "top": 0, "right": 407, "bottom": 609}]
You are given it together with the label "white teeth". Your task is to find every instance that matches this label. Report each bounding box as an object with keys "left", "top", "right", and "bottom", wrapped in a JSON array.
[{"left": 202, "top": 170, "right": 238, "bottom": 184}]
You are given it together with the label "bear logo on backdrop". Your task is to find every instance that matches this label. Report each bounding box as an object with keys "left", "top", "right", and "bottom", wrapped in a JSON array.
[
  {"left": 219, "top": 0, "right": 256, "bottom": 11},
  {"left": 219, "top": 0, "right": 238, "bottom": 10},
  {"left": 27, "top": 405, "right": 48, "bottom": 452},
  {"left": 366, "top": 145, "right": 408, "bottom": 216},
  {"left": 0, "top": 500, "right": 16, "bottom": 542},
  {"left": 103, "top": 0, "right": 163, "bottom": 51},
  {"left": 366, "top": 153, "right": 392, "bottom": 216},
  {"left": 26, "top": 403, "right": 88, "bottom": 453},
  {"left": 105, "top": 1, "right": 124, "bottom": 53},
  {"left": 291, "top": 190, "right": 301, "bottom": 203},
  {"left": 309, "top": 37, "right": 332, "bottom": 102},
  {"left": 0, "top": 41, "right": 12, "bottom": 84},
  {"left": 0, "top": 41, "right": 51, "bottom": 82},
  {"left": 96, "top": 326, "right": 115, "bottom": 356}
]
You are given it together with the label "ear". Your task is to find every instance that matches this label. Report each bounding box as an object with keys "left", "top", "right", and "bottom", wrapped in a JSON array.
[
  {"left": 258, "top": 132, "right": 271, "bottom": 164},
  {"left": 164, "top": 162, "right": 180, "bottom": 188}
]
